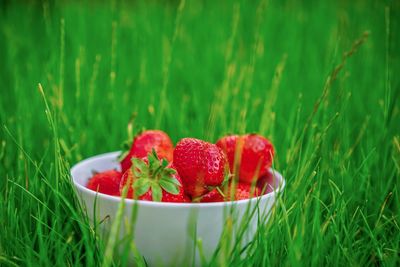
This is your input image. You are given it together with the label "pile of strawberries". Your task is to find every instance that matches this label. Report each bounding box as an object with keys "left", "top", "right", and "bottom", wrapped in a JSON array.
[{"left": 87, "top": 130, "right": 276, "bottom": 203}]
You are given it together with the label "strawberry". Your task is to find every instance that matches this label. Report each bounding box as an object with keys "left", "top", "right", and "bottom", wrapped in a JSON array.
[
  {"left": 183, "top": 195, "right": 192, "bottom": 203},
  {"left": 119, "top": 150, "right": 186, "bottom": 202},
  {"left": 216, "top": 134, "right": 274, "bottom": 184},
  {"left": 120, "top": 130, "right": 174, "bottom": 173},
  {"left": 173, "top": 138, "right": 227, "bottom": 197},
  {"left": 86, "top": 170, "right": 122, "bottom": 196},
  {"left": 257, "top": 170, "right": 276, "bottom": 195},
  {"left": 200, "top": 182, "right": 260, "bottom": 202}
]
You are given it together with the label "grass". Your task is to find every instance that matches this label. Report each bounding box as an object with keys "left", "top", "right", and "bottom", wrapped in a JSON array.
[{"left": 0, "top": 0, "right": 399, "bottom": 266}]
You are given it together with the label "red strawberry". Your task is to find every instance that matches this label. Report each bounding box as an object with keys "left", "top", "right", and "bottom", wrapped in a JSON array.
[
  {"left": 120, "top": 130, "right": 174, "bottom": 173},
  {"left": 86, "top": 170, "right": 122, "bottom": 196},
  {"left": 200, "top": 182, "right": 260, "bottom": 202},
  {"left": 257, "top": 170, "right": 276, "bottom": 195},
  {"left": 183, "top": 195, "right": 192, "bottom": 203},
  {"left": 138, "top": 180, "right": 188, "bottom": 202},
  {"left": 173, "top": 138, "right": 227, "bottom": 197},
  {"left": 216, "top": 134, "right": 274, "bottom": 183},
  {"left": 119, "top": 151, "right": 186, "bottom": 202}
]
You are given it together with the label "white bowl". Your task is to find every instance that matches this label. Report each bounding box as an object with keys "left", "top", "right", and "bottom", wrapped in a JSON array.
[{"left": 71, "top": 151, "right": 285, "bottom": 266}]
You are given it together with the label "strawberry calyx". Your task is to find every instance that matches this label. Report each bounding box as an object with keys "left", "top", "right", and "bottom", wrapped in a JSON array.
[
  {"left": 117, "top": 139, "right": 133, "bottom": 161},
  {"left": 130, "top": 149, "right": 181, "bottom": 202},
  {"left": 117, "top": 127, "right": 146, "bottom": 161}
]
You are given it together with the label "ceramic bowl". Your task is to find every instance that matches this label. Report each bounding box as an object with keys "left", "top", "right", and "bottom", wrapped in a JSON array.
[{"left": 71, "top": 151, "right": 285, "bottom": 266}]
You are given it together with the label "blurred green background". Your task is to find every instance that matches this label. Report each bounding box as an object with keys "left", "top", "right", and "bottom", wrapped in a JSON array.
[{"left": 0, "top": 0, "right": 399, "bottom": 266}]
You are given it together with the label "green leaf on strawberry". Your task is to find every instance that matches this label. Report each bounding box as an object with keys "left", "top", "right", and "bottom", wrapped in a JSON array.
[
  {"left": 117, "top": 146, "right": 131, "bottom": 162},
  {"left": 159, "top": 177, "right": 180, "bottom": 195},
  {"left": 151, "top": 184, "right": 162, "bottom": 202},
  {"left": 130, "top": 148, "right": 181, "bottom": 202},
  {"left": 133, "top": 178, "right": 151, "bottom": 197}
]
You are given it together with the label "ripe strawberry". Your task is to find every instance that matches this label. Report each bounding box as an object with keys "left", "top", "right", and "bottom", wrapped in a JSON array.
[
  {"left": 183, "top": 195, "right": 192, "bottom": 203},
  {"left": 119, "top": 151, "right": 186, "bottom": 202},
  {"left": 86, "top": 170, "right": 122, "bottom": 196},
  {"left": 200, "top": 182, "right": 260, "bottom": 202},
  {"left": 216, "top": 134, "right": 274, "bottom": 183},
  {"left": 120, "top": 130, "right": 174, "bottom": 173},
  {"left": 173, "top": 138, "right": 227, "bottom": 197},
  {"left": 257, "top": 170, "right": 276, "bottom": 195}
]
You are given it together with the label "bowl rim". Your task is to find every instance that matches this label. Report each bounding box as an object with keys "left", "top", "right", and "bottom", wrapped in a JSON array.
[{"left": 71, "top": 151, "right": 286, "bottom": 208}]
